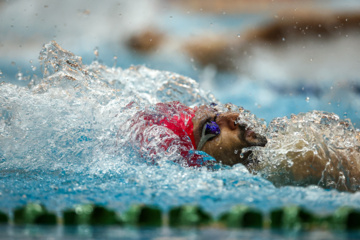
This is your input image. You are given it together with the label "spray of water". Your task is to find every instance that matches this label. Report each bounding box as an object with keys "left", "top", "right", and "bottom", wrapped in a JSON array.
[
  {"left": 2, "top": 41, "right": 360, "bottom": 214},
  {"left": 251, "top": 111, "right": 360, "bottom": 192},
  {"left": 0, "top": 41, "right": 216, "bottom": 173}
]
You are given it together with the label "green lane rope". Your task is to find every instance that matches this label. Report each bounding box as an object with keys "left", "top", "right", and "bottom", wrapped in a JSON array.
[
  {"left": 2, "top": 203, "right": 360, "bottom": 231},
  {"left": 169, "top": 205, "right": 212, "bottom": 227}
]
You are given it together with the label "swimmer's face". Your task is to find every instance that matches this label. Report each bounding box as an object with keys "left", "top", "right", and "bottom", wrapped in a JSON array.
[{"left": 192, "top": 105, "right": 267, "bottom": 166}]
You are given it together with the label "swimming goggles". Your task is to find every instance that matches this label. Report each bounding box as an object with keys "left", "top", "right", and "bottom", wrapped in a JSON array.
[{"left": 197, "top": 121, "right": 220, "bottom": 151}]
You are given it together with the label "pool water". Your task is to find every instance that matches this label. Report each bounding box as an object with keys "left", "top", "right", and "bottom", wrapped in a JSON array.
[
  {"left": 2, "top": 2, "right": 360, "bottom": 239},
  {"left": 1, "top": 41, "right": 360, "bottom": 218},
  {"left": 2, "top": 226, "right": 360, "bottom": 240}
]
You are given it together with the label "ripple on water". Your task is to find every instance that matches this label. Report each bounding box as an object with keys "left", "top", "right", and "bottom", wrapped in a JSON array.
[{"left": 0, "top": 41, "right": 359, "bottom": 215}]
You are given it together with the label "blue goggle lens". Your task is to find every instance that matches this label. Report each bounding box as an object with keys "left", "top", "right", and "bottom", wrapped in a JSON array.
[{"left": 205, "top": 121, "right": 220, "bottom": 136}]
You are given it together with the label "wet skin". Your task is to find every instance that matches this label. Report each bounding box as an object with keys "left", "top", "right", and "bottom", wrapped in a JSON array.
[
  {"left": 191, "top": 106, "right": 360, "bottom": 192},
  {"left": 192, "top": 106, "right": 267, "bottom": 166}
]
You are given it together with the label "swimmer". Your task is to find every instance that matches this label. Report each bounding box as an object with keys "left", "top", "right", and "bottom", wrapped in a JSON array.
[
  {"left": 126, "top": 101, "right": 360, "bottom": 192},
  {"left": 126, "top": 101, "right": 267, "bottom": 167},
  {"left": 191, "top": 104, "right": 267, "bottom": 166}
]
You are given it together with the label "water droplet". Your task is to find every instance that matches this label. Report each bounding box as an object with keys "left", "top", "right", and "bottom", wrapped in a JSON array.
[
  {"left": 344, "top": 112, "right": 348, "bottom": 118},
  {"left": 93, "top": 47, "right": 99, "bottom": 60},
  {"left": 282, "top": 37, "right": 286, "bottom": 41},
  {"left": 28, "top": 60, "right": 37, "bottom": 71},
  {"left": 310, "top": 58, "right": 313, "bottom": 62},
  {"left": 237, "top": 34, "right": 241, "bottom": 38},
  {"left": 113, "top": 56, "right": 118, "bottom": 68},
  {"left": 305, "top": 97, "right": 310, "bottom": 102},
  {"left": 318, "top": 34, "right": 321, "bottom": 38},
  {"left": 17, "top": 71, "right": 23, "bottom": 81}
]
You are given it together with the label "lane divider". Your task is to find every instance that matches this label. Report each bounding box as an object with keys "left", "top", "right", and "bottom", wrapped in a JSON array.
[
  {"left": 219, "top": 205, "right": 263, "bottom": 228},
  {"left": 63, "top": 204, "right": 121, "bottom": 225},
  {"left": 14, "top": 203, "right": 57, "bottom": 225},
  {"left": 122, "top": 205, "right": 162, "bottom": 226},
  {"left": 169, "top": 205, "right": 212, "bottom": 227},
  {"left": 1, "top": 203, "right": 360, "bottom": 231}
]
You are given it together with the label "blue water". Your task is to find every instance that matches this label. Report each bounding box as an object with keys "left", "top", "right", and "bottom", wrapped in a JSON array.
[
  {"left": 2, "top": 226, "right": 360, "bottom": 240},
  {"left": 2, "top": 0, "right": 360, "bottom": 126},
  {"left": 1, "top": 41, "right": 360, "bottom": 218},
  {"left": 2, "top": 1, "right": 360, "bottom": 239}
]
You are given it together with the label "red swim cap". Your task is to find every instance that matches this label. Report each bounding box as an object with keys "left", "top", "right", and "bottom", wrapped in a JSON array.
[
  {"left": 130, "top": 101, "right": 206, "bottom": 167},
  {"left": 156, "top": 102, "right": 196, "bottom": 149}
]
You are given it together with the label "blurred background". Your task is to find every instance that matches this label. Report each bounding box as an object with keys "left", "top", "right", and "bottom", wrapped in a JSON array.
[{"left": 1, "top": 0, "right": 360, "bottom": 125}]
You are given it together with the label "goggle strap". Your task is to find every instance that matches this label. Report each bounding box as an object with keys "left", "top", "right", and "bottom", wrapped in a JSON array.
[{"left": 197, "top": 123, "right": 217, "bottom": 150}]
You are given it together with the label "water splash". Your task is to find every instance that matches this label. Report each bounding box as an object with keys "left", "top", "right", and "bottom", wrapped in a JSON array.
[
  {"left": 1, "top": 41, "right": 360, "bottom": 215},
  {"left": 1, "top": 41, "right": 216, "bottom": 173},
  {"left": 251, "top": 111, "right": 360, "bottom": 192}
]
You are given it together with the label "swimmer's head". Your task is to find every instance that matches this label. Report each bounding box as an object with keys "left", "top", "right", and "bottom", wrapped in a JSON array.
[{"left": 192, "top": 104, "right": 267, "bottom": 166}]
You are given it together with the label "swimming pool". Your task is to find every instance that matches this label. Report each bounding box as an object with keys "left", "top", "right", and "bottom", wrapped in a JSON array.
[
  {"left": 1, "top": 42, "right": 360, "bottom": 233},
  {"left": 2, "top": 225, "right": 360, "bottom": 240},
  {"left": 2, "top": 1, "right": 360, "bottom": 239}
]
